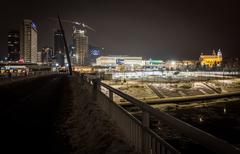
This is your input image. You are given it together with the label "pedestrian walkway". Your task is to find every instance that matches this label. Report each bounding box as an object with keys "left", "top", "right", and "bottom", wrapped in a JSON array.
[
  {"left": 61, "top": 76, "right": 137, "bottom": 154},
  {"left": 0, "top": 74, "right": 137, "bottom": 154}
]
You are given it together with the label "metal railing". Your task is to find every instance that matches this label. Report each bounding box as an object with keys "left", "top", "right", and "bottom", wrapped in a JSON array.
[
  {"left": 85, "top": 75, "right": 180, "bottom": 154},
  {"left": 0, "top": 72, "right": 67, "bottom": 85},
  {"left": 85, "top": 74, "right": 240, "bottom": 154}
]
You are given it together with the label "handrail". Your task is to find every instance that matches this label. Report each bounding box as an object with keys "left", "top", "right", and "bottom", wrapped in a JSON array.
[
  {"left": 145, "top": 90, "right": 240, "bottom": 104},
  {"left": 0, "top": 72, "right": 66, "bottom": 86},
  {"left": 109, "top": 94, "right": 179, "bottom": 153},
  {"left": 85, "top": 75, "right": 180, "bottom": 153},
  {"left": 100, "top": 81, "right": 240, "bottom": 154}
]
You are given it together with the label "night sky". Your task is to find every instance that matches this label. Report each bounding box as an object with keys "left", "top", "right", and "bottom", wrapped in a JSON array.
[{"left": 0, "top": 0, "right": 240, "bottom": 60}]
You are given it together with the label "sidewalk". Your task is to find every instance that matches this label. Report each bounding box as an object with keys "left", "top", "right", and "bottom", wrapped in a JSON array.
[{"left": 60, "top": 76, "right": 137, "bottom": 154}]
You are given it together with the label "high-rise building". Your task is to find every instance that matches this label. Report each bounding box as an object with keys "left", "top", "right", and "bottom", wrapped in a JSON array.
[
  {"left": 54, "top": 30, "right": 65, "bottom": 55},
  {"left": 8, "top": 30, "right": 20, "bottom": 61},
  {"left": 39, "top": 47, "right": 53, "bottom": 64},
  {"left": 20, "top": 19, "right": 38, "bottom": 63},
  {"left": 37, "top": 51, "right": 42, "bottom": 64},
  {"left": 73, "top": 28, "right": 88, "bottom": 65},
  {"left": 54, "top": 29, "right": 65, "bottom": 66}
]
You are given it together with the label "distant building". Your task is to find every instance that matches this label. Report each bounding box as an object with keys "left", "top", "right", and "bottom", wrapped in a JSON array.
[
  {"left": 20, "top": 19, "right": 38, "bottom": 63},
  {"left": 165, "top": 60, "right": 181, "bottom": 70},
  {"left": 68, "top": 44, "right": 76, "bottom": 64},
  {"left": 55, "top": 54, "right": 64, "bottom": 66},
  {"left": 144, "top": 59, "right": 165, "bottom": 66},
  {"left": 96, "top": 56, "right": 143, "bottom": 66},
  {"left": 199, "top": 49, "right": 223, "bottom": 67},
  {"left": 41, "top": 47, "right": 53, "bottom": 64},
  {"left": 37, "top": 51, "right": 42, "bottom": 64},
  {"left": 54, "top": 30, "right": 65, "bottom": 66},
  {"left": 54, "top": 30, "right": 64, "bottom": 56},
  {"left": 143, "top": 59, "right": 165, "bottom": 70},
  {"left": 8, "top": 30, "right": 20, "bottom": 61},
  {"left": 73, "top": 28, "right": 88, "bottom": 65}
]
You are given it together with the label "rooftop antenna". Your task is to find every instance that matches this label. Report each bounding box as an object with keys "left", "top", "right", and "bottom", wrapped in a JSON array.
[{"left": 57, "top": 14, "right": 72, "bottom": 75}]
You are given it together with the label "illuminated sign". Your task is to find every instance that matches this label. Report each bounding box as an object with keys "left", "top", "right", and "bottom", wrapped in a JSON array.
[
  {"left": 90, "top": 49, "right": 100, "bottom": 56},
  {"left": 32, "top": 22, "right": 37, "bottom": 31},
  {"left": 116, "top": 59, "right": 124, "bottom": 65},
  {"left": 149, "top": 60, "right": 163, "bottom": 65}
]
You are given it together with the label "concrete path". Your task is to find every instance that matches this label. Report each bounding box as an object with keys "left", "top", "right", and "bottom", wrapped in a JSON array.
[{"left": 0, "top": 75, "right": 136, "bottom": 154}]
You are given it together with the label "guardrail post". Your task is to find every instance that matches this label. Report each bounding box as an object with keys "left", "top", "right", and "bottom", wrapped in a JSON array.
[
  {"left": 142, "top": 111, "right": 150, "bottom": 154},
  {"left": 108, "top": 90, "right": 113, "bottom": 116},
  {"left": 92, "top": 78, "right": 99, "bottom": 101},
  {"left": 93, "top": 78, "right": 101, "bottom": 91},
  {"left": 142, "top": 111, "right": 150, "bottom": 129},
  {"left": 109, "top": 90, "right": 113, "bottom": 101}
]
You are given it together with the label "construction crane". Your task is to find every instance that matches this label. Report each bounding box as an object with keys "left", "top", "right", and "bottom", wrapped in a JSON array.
[
  {"left": 49, "top": 17, "right": 95, "bottom": 32},
  {"left": 49, "top": 16, "right": 96, "bottom": 73}
]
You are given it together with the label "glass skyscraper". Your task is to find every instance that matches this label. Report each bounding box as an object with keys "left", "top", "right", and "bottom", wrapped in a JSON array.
[{"left": 8, "top": 30, "right": 20, "bottom": 61}]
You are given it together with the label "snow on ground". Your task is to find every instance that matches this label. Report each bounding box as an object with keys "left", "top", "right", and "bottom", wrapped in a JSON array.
[
  {"left": 103, "top": 80, "right": 219, "bottom": 101},
  {"left": 208, "top": 78, "right": 240, "bottom": 93},
  {"left": 60, "top": 77, "right": 137, "bottom": 154},
  {"left": 102, "top": 80, "right": 159, "bottom": 104}
]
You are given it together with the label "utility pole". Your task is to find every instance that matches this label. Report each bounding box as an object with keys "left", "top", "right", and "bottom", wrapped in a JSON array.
[{"left": 57, "top": 14, "right": 72, "bottom": 75}]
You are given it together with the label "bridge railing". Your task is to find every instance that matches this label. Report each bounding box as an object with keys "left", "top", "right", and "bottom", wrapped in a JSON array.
[
  {"left": 0, "top": 71, "right": 67, "bottom": 85},
  {"left": 85, "top": 74, "right": 180, "bottom": 154},
  {"left": 84, "top": 74, "right": 240, "bottom": 154}
]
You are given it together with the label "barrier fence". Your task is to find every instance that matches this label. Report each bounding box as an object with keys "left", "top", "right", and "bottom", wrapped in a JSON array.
[
  {"left": 84, "top": 74, "right": 240, "bottom": 154},
  {"left": 85, "top": 75, "right": 179, "bottom": 154}
]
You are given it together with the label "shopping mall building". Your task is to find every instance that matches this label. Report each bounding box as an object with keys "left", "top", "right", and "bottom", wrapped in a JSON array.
[{"left": 96, "top": 56, "right": 165, "bottom": 71}]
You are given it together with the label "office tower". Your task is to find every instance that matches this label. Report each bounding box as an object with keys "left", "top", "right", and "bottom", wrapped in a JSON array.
[
  {"left": 8, "top": 30, "right": 20, "bottom": 61},
  {"left": 73, "top": 28, "right": 88, "bottom": 65},
  {"left": 37, "top": 51, "right": 42, "bottom": 64},
  {"left": 54, "top": 30, "right": 65, "bottom": 55},
  {"left": 54, "top": 29, "right": 65, "bottom": 66},
  {"left": 42, "top": 47, "right": 53, "bottom": 64},
  {"left": 20, "top": 19, "right": 38, "bottom": 63}
]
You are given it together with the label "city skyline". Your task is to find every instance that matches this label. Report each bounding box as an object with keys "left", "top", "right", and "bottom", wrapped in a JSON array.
[
  {"left": 1, "top": 1, "right": 240, "bottom": 153},
  {"left": 0, "top": 0, "right": 240, "bottom": 60}
]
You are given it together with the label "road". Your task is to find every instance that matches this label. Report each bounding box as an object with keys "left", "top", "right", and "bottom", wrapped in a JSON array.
[{"left": 0, "top": 75, "right": 70, "bottom": 154}]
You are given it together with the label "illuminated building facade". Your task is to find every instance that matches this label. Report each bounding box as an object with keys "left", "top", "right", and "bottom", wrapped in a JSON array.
[
  {"left": 96, "top": 56, "right": 143, "bottom": 67},
  {"left": 37, "top": 51, "right": 42, "bottom": 64},
  {"left": 20, "top": 19, "right": 38, "bottom": 63},
  {"left": 199, "top": 49, "right": 222, "bottom": 67},
  {"left": 73, "top": 28, "right": 88, "bottom": 66},
  {"left": 41, "top": 47, "right": 53, "bottom": 64},
  {"left": 8, "top": 30, "right": 20, "bottom": 61},
  {"left": 165, "top": 60, "right": 181, "bottom": 70},
  {"left": 144, "top": 59, "right": 164, "bottom": 66}
]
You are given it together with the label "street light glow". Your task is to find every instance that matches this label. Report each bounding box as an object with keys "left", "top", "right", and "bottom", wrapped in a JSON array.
[{"left": 171, "top": 61, "right": 176, "bottom": 65}]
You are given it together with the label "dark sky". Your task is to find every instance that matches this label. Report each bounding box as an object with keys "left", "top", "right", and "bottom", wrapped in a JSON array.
[{"left": 0, "top": 0, "right": 240, "bottom": 59}]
